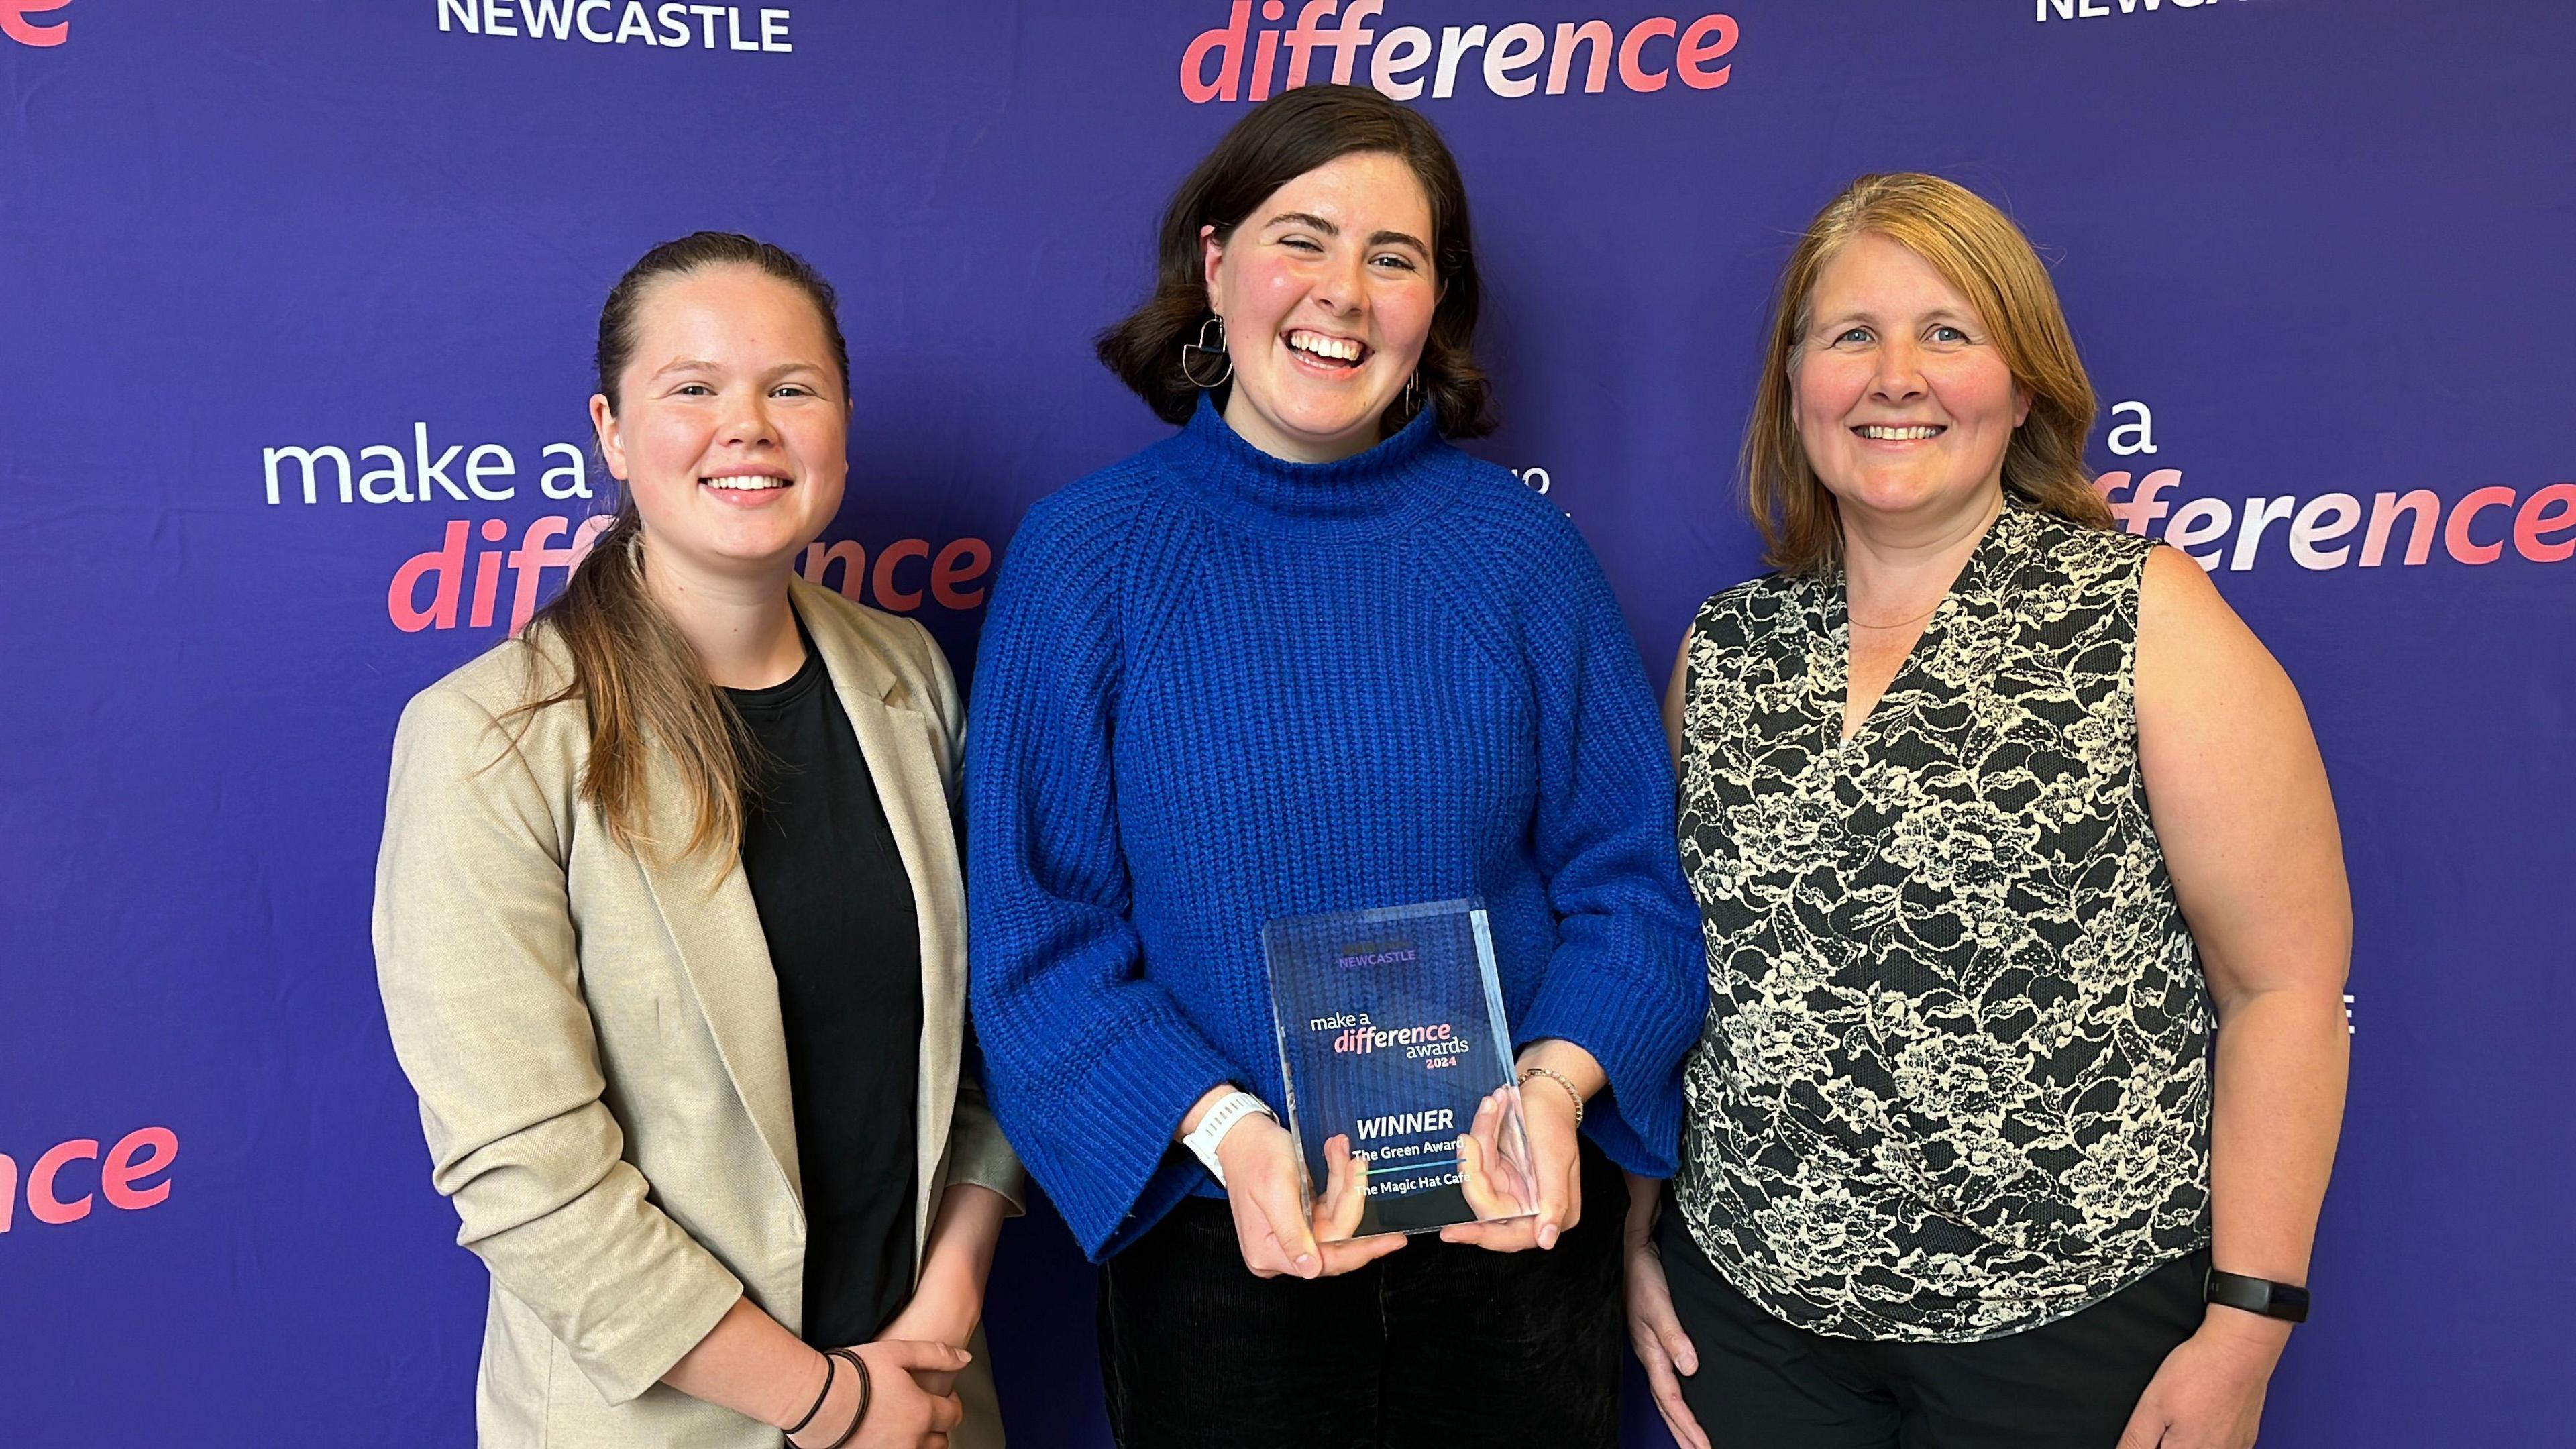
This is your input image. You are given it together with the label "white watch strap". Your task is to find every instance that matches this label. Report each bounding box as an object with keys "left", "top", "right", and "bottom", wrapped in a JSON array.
[{"left": 1182, "top": 1090, "right": 1273, "bottom": 1187}]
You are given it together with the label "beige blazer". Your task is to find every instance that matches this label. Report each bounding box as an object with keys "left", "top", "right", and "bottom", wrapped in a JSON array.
[{"left": 373, "top": 579, "right": 1024, "bottom": 1449}]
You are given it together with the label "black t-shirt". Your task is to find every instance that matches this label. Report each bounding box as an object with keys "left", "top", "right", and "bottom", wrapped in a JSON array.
[{"left": 725, "top": 635, "right": 923, "bottom": 1348}]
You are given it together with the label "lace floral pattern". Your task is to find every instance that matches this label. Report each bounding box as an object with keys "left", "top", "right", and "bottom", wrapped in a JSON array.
[{"left": 1672, "top": 506, "right": 2211, "bottom": 1342}]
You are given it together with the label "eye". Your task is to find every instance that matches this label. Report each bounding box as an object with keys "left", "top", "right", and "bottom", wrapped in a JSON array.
[
  {"left": 1928, "top": 325, "right": 1971, "bottom": 344},
  {"left": 675, "top": 382, "right": 714, "bottom": 396},
  {"left": 771, "top": 384, "right": 816, "bottom": 398},
  {"left": 1280, "top": 235, "right": 1323, "bottom": 253},
  {"left": 1832, "top": 326, "right": 1874, "bottom": 347},
  {"left": 1371, "top": 253, "right": 1419, "bottom": 272}
]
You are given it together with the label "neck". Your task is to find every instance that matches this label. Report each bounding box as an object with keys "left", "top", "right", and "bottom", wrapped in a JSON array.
[
  {"left": 1838, "top": 486, "right": 2006, "bottom": 619},
  {"left": 639, "top": 537, "right": 804, "bottom": 690},
  {"left": 1222, "top": 391, "right": 1378, "bottom": 465}
]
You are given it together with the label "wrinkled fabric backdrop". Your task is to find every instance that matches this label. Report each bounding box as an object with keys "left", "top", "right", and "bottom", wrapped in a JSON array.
[{"left": 3, "top": 2, "right": 2568, "bottom": 1444}]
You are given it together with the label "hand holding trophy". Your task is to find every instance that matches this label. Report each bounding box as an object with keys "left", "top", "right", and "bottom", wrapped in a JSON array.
[{"left": 1265, "top": 900, "right": 1545, "bottom": 1245}]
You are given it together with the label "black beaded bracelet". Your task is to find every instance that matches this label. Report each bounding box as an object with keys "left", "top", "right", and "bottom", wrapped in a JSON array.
[
  {"left": 816, "top": 1348, "right": 872, "bottom": 1449},
  {"left": 784, "top": 1351, "right": 837, "bottom": 1440}
]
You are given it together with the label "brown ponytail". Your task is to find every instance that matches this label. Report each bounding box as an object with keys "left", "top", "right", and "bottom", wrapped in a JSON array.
[{"left": 507, "top": 231, "right": 851, "bottom": 861}]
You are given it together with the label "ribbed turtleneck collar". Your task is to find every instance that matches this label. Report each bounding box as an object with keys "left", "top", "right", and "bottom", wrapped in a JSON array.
[{"left": 1165, "top": 392, "right": 1450, "bottom": 535}]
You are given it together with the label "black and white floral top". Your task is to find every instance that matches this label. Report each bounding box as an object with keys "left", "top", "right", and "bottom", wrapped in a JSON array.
[{"left": 1671, "top": 504, "right": 2211, "bottom": 1342}]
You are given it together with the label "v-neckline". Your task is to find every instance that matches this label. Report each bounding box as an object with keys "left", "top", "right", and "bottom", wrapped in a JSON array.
[{"left": 1823, "top": 505, "right": 2014, "bottom": 747}]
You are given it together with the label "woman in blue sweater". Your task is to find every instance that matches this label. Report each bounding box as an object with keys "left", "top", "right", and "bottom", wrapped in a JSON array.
[{"left": 967, "top": 86, "right": 1705, "bottom": 1448}]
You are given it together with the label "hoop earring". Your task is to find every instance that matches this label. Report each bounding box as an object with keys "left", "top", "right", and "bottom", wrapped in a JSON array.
[{"left": 1181, "top": 315, "right": 1232, "bottom": 388}]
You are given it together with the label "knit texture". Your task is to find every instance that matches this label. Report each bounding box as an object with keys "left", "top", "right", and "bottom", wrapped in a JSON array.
[{"left": 966, "top": 396, "right": 1707, "bottom": 1260}]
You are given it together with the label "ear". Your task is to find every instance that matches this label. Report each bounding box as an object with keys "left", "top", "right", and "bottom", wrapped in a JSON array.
[
  {"left": 2011, "top": 380, "right": 2033, "bottom": 429},
  {"left": 590, "top": 394, "right": 629, "bottom": 481},
  {"left": 1200, "top": 223, "right": 1226, "bottom": 317}
]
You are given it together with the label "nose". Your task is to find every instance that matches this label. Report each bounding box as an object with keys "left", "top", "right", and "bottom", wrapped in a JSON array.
[
  {"left": 1309, "top": 246, "right": 1368, "bottom": 317},
  {"left": 718, "top": 384, "right": 780, "bottom": 450},
  {"left": 1870, "top": 337, "right": 1927, "bottom": 405}
]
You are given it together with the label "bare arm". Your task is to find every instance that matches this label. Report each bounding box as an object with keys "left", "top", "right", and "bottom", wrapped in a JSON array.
[
  {"left": 662, "top": 1297, "right": 835, "bottom": 1433},
  {"left": 665, "top": 1297, "right": 969, "bottom": 1448},
  {"left": 2137, "top": 546, "right": 2350, "bottom": 1299},
  {"left": 881, "top": 1183, "right": 1013, "bottom": 1348},
  {"left": 2119, "top": 547, "right": 2351, "bottom": 1445}
]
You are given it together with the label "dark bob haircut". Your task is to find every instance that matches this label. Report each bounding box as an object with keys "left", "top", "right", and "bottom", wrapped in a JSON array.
[{"left": 1095, "top": 84, "right": 1495, "bottom": 440}]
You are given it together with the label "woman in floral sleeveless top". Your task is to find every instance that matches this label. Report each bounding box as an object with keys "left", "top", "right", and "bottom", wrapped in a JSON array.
[{"left": 1624, "top": 174, "right": 2351, "bottom": 1449}]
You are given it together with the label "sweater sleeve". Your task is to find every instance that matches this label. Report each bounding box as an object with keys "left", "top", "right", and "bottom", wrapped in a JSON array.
[
  {"left": 965, "top": 492, "right": 1240, "bottom": 1258},
  {"left": 1508, "top": 516, "right": 1709, "bottom": 1177}
]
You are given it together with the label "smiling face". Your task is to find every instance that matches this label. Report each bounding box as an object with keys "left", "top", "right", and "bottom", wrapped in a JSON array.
[
  {"left": 590, "top": 264, "right": 848, "bottom": 589},
  {"left": 1793, "top": 231, "right": 2029, "bottom": 531},
  {"left": 1203, "top": 150, "right": 1440, "bottom": 464}
]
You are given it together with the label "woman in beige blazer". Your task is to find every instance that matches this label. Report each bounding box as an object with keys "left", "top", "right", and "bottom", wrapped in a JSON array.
[{"left": 374, "top": 232, "right": 1022, "bottom": 1449}]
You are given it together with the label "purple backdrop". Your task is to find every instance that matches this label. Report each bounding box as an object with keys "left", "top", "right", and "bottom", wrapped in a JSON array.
[{"left": 4, "top": 1, "right": 2570, "bottom": 1444}]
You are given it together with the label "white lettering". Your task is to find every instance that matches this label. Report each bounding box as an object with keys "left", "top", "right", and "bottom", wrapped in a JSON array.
[
  {"left": 465, "top": 443, "right": 517, "bottom": 502},
  {"left": 523, "top": 0, "right": 578, "bottom": 39},
  {"left": 1483, "top": 22, "right": 1544, "bottom": 97},
  {"left": 540, "top": 443, "right": 591, "bottom": 498},
  {"left": 415, "top": 422, "right": 468, "bottom": 503},
  {"left": 263, "top": 445, "right": 353, "bottom": 505},
  {"left": 2289, "top": 492, "right": 2362, "bottom": 570},
  {"left": 2165, "top": 496, "right": 2232, "bottom": 570},
  {"left": 2231, "top": 494, "right": 2296, "bottom": 571},
  {"left": 1431, "top": 25, "right": 1485, "bottom": 99},
  {"left": 359, "top": 445, "right": 412, "bottom": 504},
  {"left": 2107, "top": 398, "right": 2157, "bottom": 456},
  {"left": 1371, "top": 25, "right": 1431, "bottom": 99}
]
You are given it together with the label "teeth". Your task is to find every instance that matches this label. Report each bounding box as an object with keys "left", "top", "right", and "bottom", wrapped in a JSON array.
[
  {"left": 704, "top": 476, "right": 788, "bottom": 490},
  {"left": 1858, "top": 425, "right": 1942, "bottom": 441},
  {"left": 1287, "top": 331, "right": 1362, "bottom": 363}
]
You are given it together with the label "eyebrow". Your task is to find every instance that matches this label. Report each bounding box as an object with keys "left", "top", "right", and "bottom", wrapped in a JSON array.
[
  {"left": 1816, "top": 306, "right": 1976, "bottom": 327},
  {"left": 1263, "top": 211, "right": 1432, "bottom": 256},
  {"left": 647, "top": 357, "right": 828, "bottom": 380}
]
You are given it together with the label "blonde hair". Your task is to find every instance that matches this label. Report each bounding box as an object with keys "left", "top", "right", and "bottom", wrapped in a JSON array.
[{"left": 1741, "top": 172, "right": 2110, "bottom": 574}]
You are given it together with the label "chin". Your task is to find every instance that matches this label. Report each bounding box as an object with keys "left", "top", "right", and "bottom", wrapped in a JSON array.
[{"left": 1283, "top": 400, "right": 1387, "bottom": 445}]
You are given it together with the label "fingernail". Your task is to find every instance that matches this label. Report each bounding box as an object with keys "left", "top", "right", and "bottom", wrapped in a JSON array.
[{"left": 1540, "top": 1224, "right": 1559, "bottom": 1248}]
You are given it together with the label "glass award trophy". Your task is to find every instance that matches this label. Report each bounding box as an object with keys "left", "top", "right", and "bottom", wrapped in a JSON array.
[{"left": 1263, "top": 899, "right": 1538, "bottom": 1240}]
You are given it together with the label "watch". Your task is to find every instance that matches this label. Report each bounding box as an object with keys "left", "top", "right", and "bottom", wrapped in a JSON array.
[
  {"left": 1181, "top": 1090, "right": 1273, "bottom": 1188},
  {"left": 2204, "top": 1268, "right": 2310, "bottom": 1324}
]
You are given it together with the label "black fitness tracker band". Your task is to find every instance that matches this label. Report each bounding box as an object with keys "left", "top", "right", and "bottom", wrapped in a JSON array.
[{"left": 2205, "top": 1268, "right": 2311, "bottom": 1324}]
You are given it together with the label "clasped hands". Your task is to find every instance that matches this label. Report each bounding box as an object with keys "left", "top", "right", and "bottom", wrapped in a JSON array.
[{"left": 787, "top": 1291, "right": 980, "bottom": 1449}]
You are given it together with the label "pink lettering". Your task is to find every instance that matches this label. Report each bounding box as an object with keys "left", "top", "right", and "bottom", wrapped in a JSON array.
[
  {"left": 0, "top": 0, "right": 70, "bottom": 47},
  {"left": 2444, "top": 486, "right": 2516, "bottom": 566},
  {"left": 101, "top": 1128, "right": 178, "bottom": 1212},
  {"left": 29, "top": 1138, "right": 98, "bottom": 1225},
  {"left": 2512, "top": 483, "right": 2576, "bottom": 564}
]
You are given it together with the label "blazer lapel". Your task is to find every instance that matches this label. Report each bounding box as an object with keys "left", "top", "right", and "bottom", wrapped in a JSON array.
[
  {"left": 631, "top": 738, "right": 804, "bottom": 1214},
  {"left": 795, "top": 582, "right": 967, "bottom": 1252}
]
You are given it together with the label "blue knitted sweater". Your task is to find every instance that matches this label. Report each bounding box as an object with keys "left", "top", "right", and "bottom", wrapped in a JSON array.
[{"left": 965, "top": 396, "right": 1706, "bottom": 1261}]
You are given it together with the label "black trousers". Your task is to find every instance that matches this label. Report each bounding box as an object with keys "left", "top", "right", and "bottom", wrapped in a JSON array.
[
  {"left": 1097, "top": 1140, "right": 1628, "bottom": 1449},
  {"left": 1658, "top": 1212, "right": 2205, "bottom": 1449}
]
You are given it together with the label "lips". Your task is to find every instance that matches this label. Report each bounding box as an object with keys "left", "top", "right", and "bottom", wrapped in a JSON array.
[
  {"left": 1853, "top": 424, "right": 1945, "bottom": 441},
  {"left": 700, "top": 472, "right": 792, "bottom": 491}
]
